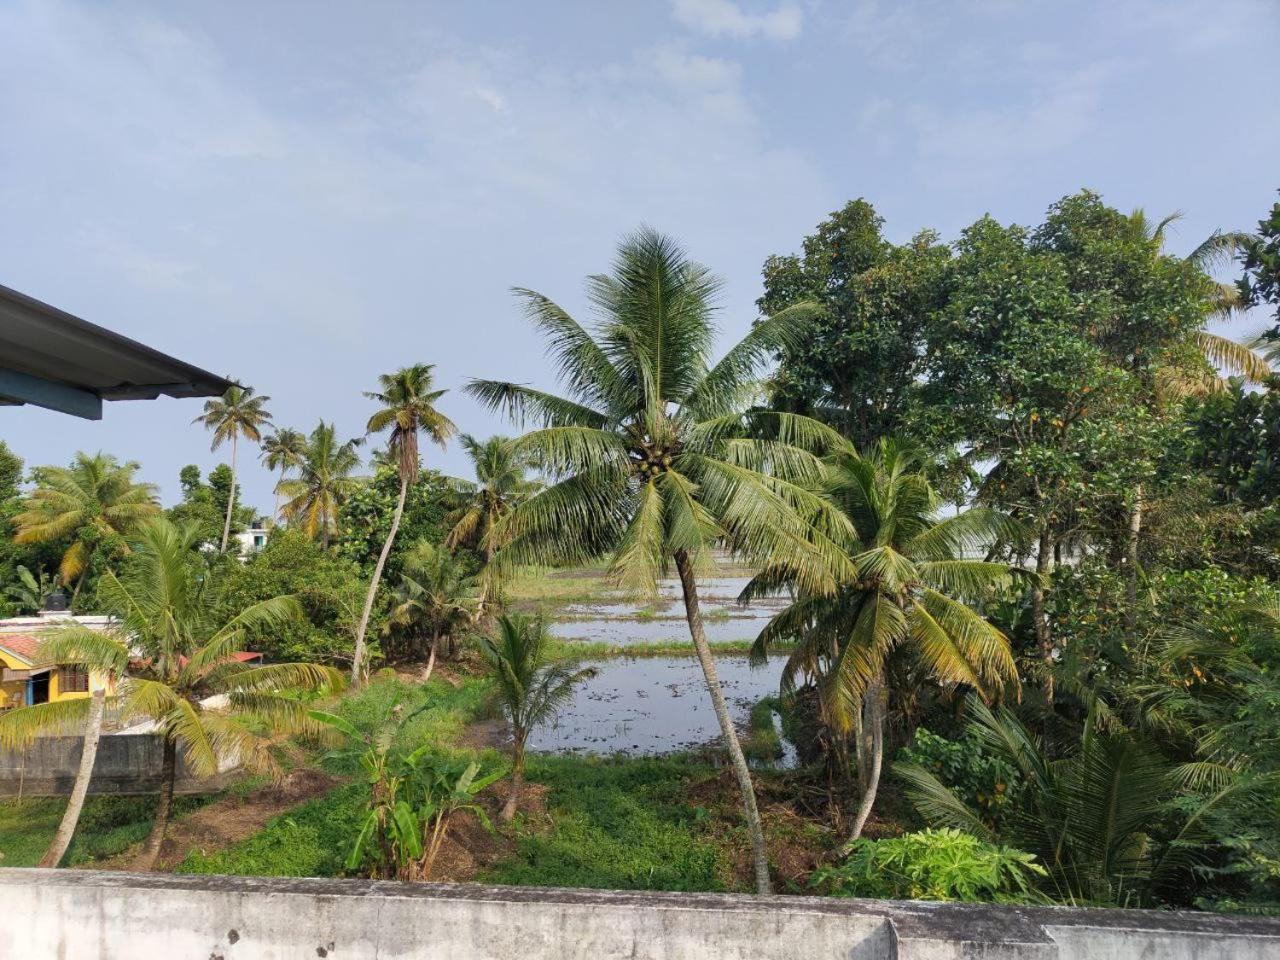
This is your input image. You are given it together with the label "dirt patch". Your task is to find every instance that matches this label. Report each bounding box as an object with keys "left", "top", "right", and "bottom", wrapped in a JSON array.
[
  {"left": 684, "top": 767, "right": 834, "bottom": 891},
  {"left": 92, "top": 767, "right": 344, "bottom": 872},
  {"left": 457, "top": 718, "right": 508, "bottom": 752},
  {"left": 423, "top": 781, "right": 550, "bottom": 883}
]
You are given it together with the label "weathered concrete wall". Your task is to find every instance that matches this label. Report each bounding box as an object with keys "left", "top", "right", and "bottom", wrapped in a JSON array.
[
  {"left": 2, "top": 870, "right": 1279, "bottom": 959},
  {"left": 0, "top": 735, "right": 233, "bottom": 796}
]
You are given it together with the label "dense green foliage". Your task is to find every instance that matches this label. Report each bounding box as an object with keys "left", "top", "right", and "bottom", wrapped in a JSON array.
[{"left": 811, "top": 828, "right": 1045, "bottom": 903}]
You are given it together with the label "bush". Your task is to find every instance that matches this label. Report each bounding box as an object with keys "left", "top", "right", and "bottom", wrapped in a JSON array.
[
  {"left": 897, "top": 727, "right": 1022, "bottom": 832},
  {"left": 811, "top": 828, "right": 1045, "bottom": 903}
]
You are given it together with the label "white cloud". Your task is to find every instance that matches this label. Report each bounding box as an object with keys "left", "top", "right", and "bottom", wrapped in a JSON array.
[{"left": 670, "top": 0, "right": 802, "bottom": 41}]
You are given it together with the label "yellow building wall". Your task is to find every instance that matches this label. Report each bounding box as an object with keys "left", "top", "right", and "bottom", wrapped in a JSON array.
[
  {"left": 0, "top": 648, "right": 29, "bottom": 709},
  {"left": 0, "top": 649, "right": 113, "bottom": 705}
]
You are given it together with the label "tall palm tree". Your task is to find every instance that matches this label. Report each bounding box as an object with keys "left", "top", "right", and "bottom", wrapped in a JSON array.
[
  {"left": 260, "top": 427, "right": 308, "bottom": 522},
  {"left": 746, "top": 439, "right": 1021, "bottom": 847},
  {"left": 0, "top": 518, "right": 341, "bottom": 869},
  {"left": 466, "top": 227, "right": 847, "bottom": 893},
  {"left": 278, "top": 421, "right": 362, "bottom": 550},
  {"left": 478, "top": 614, "right": 594, "bottom": 821},
  {"left": 193, "top": 385, "right": 273, "bottom": 552},
  {"left": 351, "top": 365, "right": 456, "bottom": 687},
  {"left": 385, "top": 539, "right": 478, "bottom": 676},
  {"left": 13, "top": 452, "right": 160, "bottom": 604}
]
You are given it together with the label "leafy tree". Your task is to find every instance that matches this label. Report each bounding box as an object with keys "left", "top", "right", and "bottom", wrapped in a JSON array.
[
  {"left": 13, "top": 452, "right": 160, "bottom": 606},
  {"left": 336, "top": 466, "right": 461, "bottom": 575},
  {"left": 1239, "top": 191, "right": 1280, "bottom": 343},
  {"left": 759, "top": 199, "right": 949, "bottom": 449},
  {"left": 467, "top": 226, "right": 847, "bottom": 893},
  {"left": 385, "top": 539, "right": 478, "bottom": 669},
  {"left": 478, "top": 614, "right": 594, "bottom": 820},
  {"left": 167, "top": 464, "right": 253, "bottom": 548},
  {"left": 192, "top": 385, "right": 273, "bottom": 553},
  {"left": 0, "top": 518, "right": 341, "bottom": 869},
  {"left": 747, "top": 439, "right": 1020, "bottom": 845},
  {"left": 351, "top": 365, "right": 456, "bottom": 687},
  {"left": 214, "top": 528, "right": 368, "bottom": 664},
  {"left": 279, "top": 421, "right": 362, "bottom": 549},
  {"left": 260, "top": 427, "right": 308, "bottom": 522}
]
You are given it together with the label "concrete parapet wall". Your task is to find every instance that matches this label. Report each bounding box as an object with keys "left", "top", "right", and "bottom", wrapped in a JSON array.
[
  {"left": 0, "top": 735, "right": 233, "bottom": 796},
  {"left": 3, "top": 870, "right": 1279, "bottom": 959}
]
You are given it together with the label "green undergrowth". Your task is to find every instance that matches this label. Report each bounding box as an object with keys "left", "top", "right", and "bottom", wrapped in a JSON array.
[
  {"left": 178, "top": 673, "right": 497, "bottom": 876},
  {"left": 0, "top": 792, "right": 211, "bottom": 867},
  {"left": 481, "top": 755, "right": 738, "bottom": 892}
]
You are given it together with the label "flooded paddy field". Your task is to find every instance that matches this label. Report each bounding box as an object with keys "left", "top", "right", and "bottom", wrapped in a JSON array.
[{"left": 526, "top": 654, "right": 794, "bottom": 765}]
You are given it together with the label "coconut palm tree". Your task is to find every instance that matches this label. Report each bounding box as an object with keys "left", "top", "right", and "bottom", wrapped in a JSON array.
[
  {"left": 278, "top": 421, "right": 362, "bottom": 550},
  {"left": 466, "top": 227, "right": 848, "bottom": 893},
  {"left": 445, "top": 435, "right": 538, "bottom": 559},
  {"left": 478, "top": 614, "right": 594, "bottom": 821},
  {"left": 746, "top": 439, "right": 1022, "bottom": 847},
  {"left": 445, "top": 434, "right": 538, "bottom": 616},
  {"left": 385, "top": 539, "right": 478, "bottom": 676},
  {"left": 349, "top": 365, "right": 456, "bottom": 687},
  {"left": 0, "top": 517, "right": 342, "bottom": 870},
  {"left": 260, "top": 427, "right": 308, "bottom": 523},
  {"left": 13, "top": 452, "right": 160, "bottom": 604},
  {"left": 193, "top": 385, "right": 273, "bottom": 553}
]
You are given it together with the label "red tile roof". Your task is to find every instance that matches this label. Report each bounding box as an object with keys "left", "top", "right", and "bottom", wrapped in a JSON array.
[{"left": 0, "top": 633, "right": 41, "bottom": 665}]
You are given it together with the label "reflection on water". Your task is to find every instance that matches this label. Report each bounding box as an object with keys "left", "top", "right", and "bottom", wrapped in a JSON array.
[
  {"left": 550, "top": 615, "right": 770, "bottom": 646},
  {"left": 527, "top": 655, "right": 794, "bottom": 766}
]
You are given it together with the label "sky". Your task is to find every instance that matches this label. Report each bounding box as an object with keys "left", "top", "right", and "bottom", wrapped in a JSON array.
[{"left": 2, "top": 0, "right": 1278, "bottom": 513}]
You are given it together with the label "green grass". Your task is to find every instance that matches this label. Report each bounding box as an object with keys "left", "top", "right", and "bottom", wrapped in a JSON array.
[
  {"left": 179, "top": 782, "right": 367, "bottom": 877},
  {"left": 743, "top": 696, "right": 785, "bottom": 765},
  {"left": 0, "top": 793, "right": 210, "bottom": 867},
  {"left": 481, "top": 755, "right": 737, "bottom": 892},
  {"left": 547, "top": 638, "right": 793, "bottom": 661}
]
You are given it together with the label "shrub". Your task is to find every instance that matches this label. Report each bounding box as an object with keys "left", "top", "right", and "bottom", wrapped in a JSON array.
[
  {"left": 811, "top": 828, "right": 1045, "bottom": 903},
  {"left": 897, "top": 727, "right": 1022, "bottom": 831}
]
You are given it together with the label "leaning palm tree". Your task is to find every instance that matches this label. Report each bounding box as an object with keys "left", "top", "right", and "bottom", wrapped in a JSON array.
[
  {"left": 746, "top": 439, "right": 1022, "bottom": 847},
  {"left": 478, "top": 614, "right": 594, "bottom": 821},
  {"left": 13, "top": 452, "right": 160, "bottom": 604},
  {"left": 193, "top": 385, "right": 273, "bottom": 552},
  {"left": 0, "top": 518, "right": 342, "bottom": 870},
  {"left": 260, "top": 427, "right": 308, "bottom": 523},
  {"left": 466, "top": 227, "right": 848, "bottom": 893},
  {"left": 278, "top": 421, "right": 362, "bottom": 550},
  {"left": 350, "top": 365, "right": 456, "bottom": 687},
  {"left": 385, "top": 538, "right": 479, "bottom": 676}
]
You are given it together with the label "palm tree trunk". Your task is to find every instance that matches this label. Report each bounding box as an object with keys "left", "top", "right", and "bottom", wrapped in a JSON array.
[
  {"left": 136, "top": 737, "right": 177, "bottom": 870},
  {"left": 843, "top": 678, "right": 884, "bottom": 850},
  {"left": 420, "top": 635, "right": 439, "bottom": 684},
  {"left": 1123, "top": 484, "right": 1143, "bottom": 634},
  {"left": 1031, "top": 528, "right": 1055, "bottom": 702},
  {"left": 220, "top": 433, "right": 238, "bottom": 553},
  {"left": 274, "top": 467, "right": 285, "bottom": 524},
  {"left": 351, "top": 473, "right": 408, "bottom": 687},
  {"left": 69, "top": 563, "right": 91, "bottom": 609},
  {"left": 674, "top": 549, "right": 771, "bottom": 895},
  {"left": 39, "top": 687, "right": 106, "bottom": 867},
  {"left": 501, "top": 737, "right": 525, "bottom": 822}
]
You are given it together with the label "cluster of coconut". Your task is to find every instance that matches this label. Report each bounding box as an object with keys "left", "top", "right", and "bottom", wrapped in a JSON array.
[{"left": 632, "top": 447, "right": 674, "bottom": 477}]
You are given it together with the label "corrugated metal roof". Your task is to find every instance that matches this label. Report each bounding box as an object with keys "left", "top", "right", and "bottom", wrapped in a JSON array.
[{"left": 0, "top": 281, "right": 233, "bottom": 415}]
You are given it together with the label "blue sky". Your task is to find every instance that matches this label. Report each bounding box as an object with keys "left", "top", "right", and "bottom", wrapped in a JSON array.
[{"left": 2, "top": 0, "right": 1277, "bottom": 512}]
